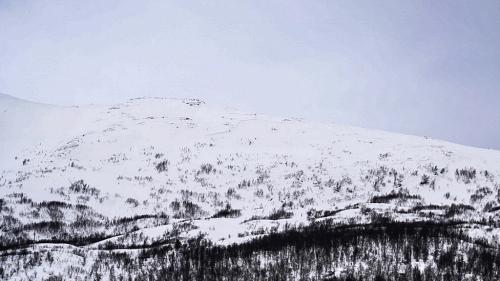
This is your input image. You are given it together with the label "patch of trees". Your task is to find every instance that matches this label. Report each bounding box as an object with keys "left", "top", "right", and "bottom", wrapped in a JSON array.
[
  {"left": 8, "top": 192, "right": 33, "bottom": 204},
  {"left": 156, "top": 160, "right": 170, "bottom": 173},
  {"left": 470, "top": 186, "right": 493, "bottom": 203},
  {"left": 111, "top": 213, "right": 169, "bottom": 225},
  {"left": 307, "top": 208, "right": 344, "bottom": 219},
  {"left": 198, "top": 163, "right": 216, "bottom": 175},
  {"left": 21, "top": 221, "right": 65, "bottom": 233},
  {"left": 370, "top": 190, "right": 421, "bottom": 203},
  {"left": 212, "top": 204, "right": 241, "bottom": 218},
  {"left": 170, "top": 199, "right": 205, "bottom": 219},
  {"left": 34, "top": 200, "right": 71, "bottom": 209},
  {"left": 225, "top": 188, "right": 241, "bottom": 200},
  {"left": 444, "top": 204, "right": 475, "bottom": 217},
  {"left": 456, "top": 168, "right": 477, "bottom": 184},
  {"left": 486, "top": 205, "right": 500, "bottom": 213},
  {"left": 428, "top": 165, "right": 446, "bottom": 175},
  {"left": 245, "top": 208, "right": 293, "bottom": 222},
  {"left": 237, "top": 179, "right": 251, "bottom": 189},
  {"left": 85, "top": 221, "right": 500, "bottom": 281},
  {"left": 266, "top": 208, "right": 293, "bottom": 220},
  {"left": 69, "top": 180, "right": 100, "bottom": 197},
  {"left": 411, "top": 204, "right": 447, "bottom": 212},
  {"left": 325, "top": 176, "right": 353, "bottom": 192},
  {"left": 363, "top": 166, "right": 389, "bottom": 191},
  {"left": 0, "top": 231, "right": 112, "bottom": 251},
  {"left": 400, "top": 203, "right": 476, "bottom": 219}
]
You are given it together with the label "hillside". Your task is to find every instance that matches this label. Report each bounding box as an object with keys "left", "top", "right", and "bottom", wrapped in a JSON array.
[{"left": 1, "top": 94, "right": 500, "bottom": 280}]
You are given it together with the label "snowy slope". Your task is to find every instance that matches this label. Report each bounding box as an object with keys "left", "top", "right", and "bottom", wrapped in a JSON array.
[{"left": 1, "top": 93, "right": 500, "bottom": 248}]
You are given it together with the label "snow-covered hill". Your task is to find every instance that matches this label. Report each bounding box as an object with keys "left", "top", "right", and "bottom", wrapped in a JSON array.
[{"left": 1, "top": 94, "right": 500, "bottom": 280}]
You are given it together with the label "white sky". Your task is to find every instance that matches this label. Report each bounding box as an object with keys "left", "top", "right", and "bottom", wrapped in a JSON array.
[{"left": 1, "top": 1, "right": 499, "bottom": 149}]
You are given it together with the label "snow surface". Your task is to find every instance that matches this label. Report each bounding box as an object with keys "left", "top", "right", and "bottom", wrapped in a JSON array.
[{"left": 1, "top": 93, "right": 500, "bottom": 246}]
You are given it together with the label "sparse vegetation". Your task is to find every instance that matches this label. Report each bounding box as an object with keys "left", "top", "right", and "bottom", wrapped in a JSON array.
[
  {"left": 125, "top": 198, "right": 139, "bottom": 207},
  {"left": 364, "top": 166, "right": 389, "bottom": 191},
  {"left": 420, "top": 174, "right": 430, "bottom": 185}
]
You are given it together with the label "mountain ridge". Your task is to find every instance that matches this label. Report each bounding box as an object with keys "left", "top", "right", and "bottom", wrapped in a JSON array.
[{"left": 1, "top": 93, "right": 498, "bottom": 153}]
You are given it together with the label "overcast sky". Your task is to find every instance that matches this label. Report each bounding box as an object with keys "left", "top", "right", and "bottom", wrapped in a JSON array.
[{"left": 1, "top": 1, "right": 499, "bottom": 149}]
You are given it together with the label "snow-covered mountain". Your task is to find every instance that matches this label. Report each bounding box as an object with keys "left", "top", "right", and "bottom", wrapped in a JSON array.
[{"left": 2, "top": 93, "right": 500, "bottom": 280}]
